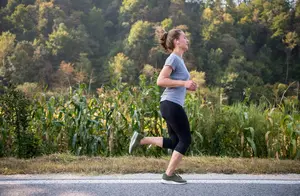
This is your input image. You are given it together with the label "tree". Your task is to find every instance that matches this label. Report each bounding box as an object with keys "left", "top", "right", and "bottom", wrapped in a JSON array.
[
  {"left": 53, "top": 61, "right": 76, "bottom": 88},
  {"left": 119, "top": 0, "right": 169, "bottom": 25},
  {"left": 36, "top": 1, "right": 65, "bottom": 40},
  {"left": 201, "top": 7, "right": 219, "bottom": 40},
  {"left": 0, "top": 0, "right": 299, "bottom": 95},
  {"left": 7, "top": 4, "right": 38, "bottom": 40},
  {"left": 32, "top": 42, "right": 53, "bottom": 86},
  {"left": 0, "top": 32, "right": 16, "bottom": 79},
  {"left": 282, "top": 31, "right": 299, "bottom": 83},
  {"left": 0, "top": 0, "right": 8, "bottom": 8},
  {"left": 5, "top": 0, "right": 19, "bottom": 14},
  {"left": 219, "top": 34, "right": 240, "bottom": 63},
  {"left": 85, "top": 7, "right": 105, "bottom": 41},
  {"left": 119, "top": 0, "right": 144, "bottom": 25},
  {"left": 75, "top": 53, "right": 94, "bottom": 90},
  {"left": 109, "top": 53, "right": 136, "bottom": 84},
  {"left": 293, "top": 0, "right": 300, "bottom": 34},
  {"left": 8, "top": 41, "right": 36, "bottom": 84},
  {"left": 169, "top": 0, "right": 190, "bottom": 27},
  {"left": 224, "top": 50, "right": 264, "bottom": 103},
  {"left": 125, "top": 20, "right": 154, "bottom": 73},
  {"left": 46, "top": 23, "right": 73, "bottom": 58},
  {"left": 254, "top": 45, "right": 272, "bottom": 83},
  {"left": 46, "top": 23, "right": 91, "bottom": 64},
  {"left": 204, "top": 48, "right": 223, "bottom": 85}
]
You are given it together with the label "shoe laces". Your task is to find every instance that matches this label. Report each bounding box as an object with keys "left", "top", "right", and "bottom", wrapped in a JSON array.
[{"left": 174, "top": 173, "right": 182, "bottom": 179}]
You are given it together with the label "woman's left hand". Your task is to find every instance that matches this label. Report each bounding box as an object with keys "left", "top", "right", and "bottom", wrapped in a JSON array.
[{"left": 187, "top": 82, "right": 197, "bottom": 91}]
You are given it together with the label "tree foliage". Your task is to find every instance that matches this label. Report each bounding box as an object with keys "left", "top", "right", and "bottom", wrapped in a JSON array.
[{"left": 0, "top": 0, "right": 299, "bottom": 102}]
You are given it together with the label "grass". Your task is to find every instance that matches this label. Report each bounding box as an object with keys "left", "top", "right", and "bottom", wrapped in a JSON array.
[{"left": 1, "top": 153, "right": 300, "bottom": 175}]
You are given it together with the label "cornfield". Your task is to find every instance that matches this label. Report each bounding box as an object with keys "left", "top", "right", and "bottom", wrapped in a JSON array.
[{"left": 0, "top": 76, "right": 299, "bottom": 159}]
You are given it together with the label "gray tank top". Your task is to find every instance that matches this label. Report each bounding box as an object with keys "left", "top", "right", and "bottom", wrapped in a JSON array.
[{"left": 160, "top": 53, "right": 190, "bottom": 107}]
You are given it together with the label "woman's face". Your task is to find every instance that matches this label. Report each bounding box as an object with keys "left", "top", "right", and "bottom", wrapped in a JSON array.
[{"left": 175, "top": 32, "right": 189, "bottom": 51}]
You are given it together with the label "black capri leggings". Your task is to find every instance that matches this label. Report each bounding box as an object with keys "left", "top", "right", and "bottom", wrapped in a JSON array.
[{"left": 160, "top": 100, "right": 191, "bottom": 155}]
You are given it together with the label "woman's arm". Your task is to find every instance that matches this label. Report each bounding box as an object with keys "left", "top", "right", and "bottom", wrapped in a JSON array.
[{"left": 157, "top": 65, "right": 197, "bottom": 90}]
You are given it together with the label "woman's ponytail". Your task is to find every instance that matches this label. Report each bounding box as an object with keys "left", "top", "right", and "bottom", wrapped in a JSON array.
[{"left": 159, "top": 32, "right": 168, "bottom": 52}]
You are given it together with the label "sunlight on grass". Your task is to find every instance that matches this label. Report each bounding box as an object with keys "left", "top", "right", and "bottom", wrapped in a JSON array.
[{"left": 0, "top": 154, "right": 299, "bottom": 175}]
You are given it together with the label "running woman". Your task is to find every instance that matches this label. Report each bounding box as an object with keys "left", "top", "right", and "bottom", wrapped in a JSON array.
[{"left": 129, "top": 29, "right": 197, "bottom": 184}]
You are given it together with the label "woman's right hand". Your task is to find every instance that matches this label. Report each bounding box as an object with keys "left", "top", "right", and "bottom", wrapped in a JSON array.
[{"left": 185, "top": 80, "right": 197, "bottom": 91}]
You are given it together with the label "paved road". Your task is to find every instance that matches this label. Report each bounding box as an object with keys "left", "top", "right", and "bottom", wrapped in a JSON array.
[{"left": 0, "top": 174, "right": 299, "bottom": 196}]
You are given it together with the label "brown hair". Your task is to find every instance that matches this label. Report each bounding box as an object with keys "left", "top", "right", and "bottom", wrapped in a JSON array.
[{"left": 159, "top": 29, "right": 182, "bottom": 53}]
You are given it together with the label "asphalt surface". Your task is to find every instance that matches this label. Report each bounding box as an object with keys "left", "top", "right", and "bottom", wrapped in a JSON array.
[{"left": 0, "top": 173, "right": 299, "bottom": 196}]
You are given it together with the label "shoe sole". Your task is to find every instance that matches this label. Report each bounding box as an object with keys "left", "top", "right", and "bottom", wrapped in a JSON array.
[
  {"left": 129, "top": 131, "right": 138, "bottom": 154},
  {"left": 161, "top": 179, "right": 187, "bottom": 185}
]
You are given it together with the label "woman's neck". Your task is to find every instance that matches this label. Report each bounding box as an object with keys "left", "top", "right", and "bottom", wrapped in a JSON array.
[{"left": 172, "top": 48, "right": 184, "bottom": 58}]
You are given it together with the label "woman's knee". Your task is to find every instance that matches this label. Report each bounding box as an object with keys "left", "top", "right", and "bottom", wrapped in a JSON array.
[
  {"left": 171, "top": 138, "right": 179, "bottom": 149},
  {"left": 186, "top": 134, "right": 191, "bottom": 146},
  {"left": 184, "top": 135, "right": 192, "bottom": 151},
  {"left": 175, "top": 136, "right": 191, "bottom": 154},
  {"left": 163, "top": 137, "right": 178, "bottom": 150}
]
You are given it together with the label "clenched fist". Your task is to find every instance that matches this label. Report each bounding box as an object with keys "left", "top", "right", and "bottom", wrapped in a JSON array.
[{"left": 184, "top": 80, "right": 197, "bottom": 91}]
